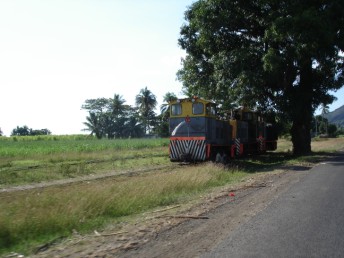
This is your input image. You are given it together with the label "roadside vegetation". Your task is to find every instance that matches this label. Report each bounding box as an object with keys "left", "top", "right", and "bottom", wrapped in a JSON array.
[
  {"left": 1, "top": 136, "right": 344, "bottom": 256},
  {"left": 0, "top": 136, "right": 169, "bottom": 187}
]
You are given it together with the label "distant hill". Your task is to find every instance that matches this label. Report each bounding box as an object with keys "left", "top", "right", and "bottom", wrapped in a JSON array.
[{"left": 325, "top": 105, "right": 344, "bottom": 127}]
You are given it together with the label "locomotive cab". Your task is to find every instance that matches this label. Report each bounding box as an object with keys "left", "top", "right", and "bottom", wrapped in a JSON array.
[
  {"left": 169, "top": 97, "right": 210, "bottom": 138},
  {"left": 169, "top": 97, "right": 232, "bottom": 162}
]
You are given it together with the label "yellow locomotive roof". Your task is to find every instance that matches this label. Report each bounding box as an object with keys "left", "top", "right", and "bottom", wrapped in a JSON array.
[
  {"left": 169, "top": 97, "right": 217, "bottom": 118},
  {"left": 169, "top": 96, "right": 215, "bottom": 105}
]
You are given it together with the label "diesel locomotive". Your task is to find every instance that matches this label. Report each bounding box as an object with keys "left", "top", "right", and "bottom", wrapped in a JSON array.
[{"left": 169, "top": 97, "right": 278, "bottom": 162}]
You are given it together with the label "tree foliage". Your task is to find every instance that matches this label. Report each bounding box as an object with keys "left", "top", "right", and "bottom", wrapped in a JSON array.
[
  {"left": 82, "top": 88, "right": 171, "bottom": 139},
  {"left": 11, "top": 126, "right": 51, "bottom": 136},
  {"left": 178, "top": 0, "right": 344, "bottom": 155},
  {"left": 82, "top": 94, "right": 145, "bottom": 139},
  {"left": 160, "top": 92, "right": 178, "bottom": 115},
  {"left": 135, "top": 86, "right": 158, "bottom": 134},
  {"left": 313, "top": 114, "right": 340, "bottom": 137},
  {"left": 156, "top": 92, "right": 178, "bottom": 137},
  {"left": 83, "top": 112, "right": 103, "bottom": 139}
]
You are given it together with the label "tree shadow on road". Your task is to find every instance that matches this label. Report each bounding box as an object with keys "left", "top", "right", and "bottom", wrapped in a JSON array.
[{"left": 227, "top": 150, "right": 344, "bottom": 174}]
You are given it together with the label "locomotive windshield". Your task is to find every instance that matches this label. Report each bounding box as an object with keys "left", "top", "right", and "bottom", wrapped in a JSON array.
[
  {"left": 171, "top": 104, "right": 182, "bottom": 116},
  {"left": 192, "top": 102, "right": 204, "bottom": 115},
  {"left": 243, "top": 112, "right": 253, "bottom": 120},
  {"left": 206, "top": 103, "right": 216, "bottom": 116}
]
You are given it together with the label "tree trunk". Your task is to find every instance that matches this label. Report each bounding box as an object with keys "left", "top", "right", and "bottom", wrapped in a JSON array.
[
  {"left": 291, "top": 120, "right": 311, "bottom": 155},
  {"left": 290, "top": 57, "right": 313, "bottom": 156}
]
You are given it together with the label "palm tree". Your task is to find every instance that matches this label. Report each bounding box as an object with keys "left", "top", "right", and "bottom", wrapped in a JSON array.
[
  {"left": 321, "top": 103, "right": 330, "bottom": 135},
  {"left": 135, "top": 87, "right": 157, "bottom": 134},
  {"left": 107, "top": 94, "right": 128, "bottom": 138},
  {"left": 120, "top": 106, "right": 144, "bottom": 138},
  {"left": 83, "top": 112, "right": 103, "bottom": 139},
  {"left": 160, "top": 92, "right": 177, "bottom": 115},
  {"left": 109, "top": 94, "right": 126, "bottom": 119},
  {"left": 123, "top": 116, "right": 145, "bottom": 138}
]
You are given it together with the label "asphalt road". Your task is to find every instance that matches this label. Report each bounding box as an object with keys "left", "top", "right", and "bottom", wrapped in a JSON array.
[{"left": 203, "top": 151, "right": 344, "bottom": 258}]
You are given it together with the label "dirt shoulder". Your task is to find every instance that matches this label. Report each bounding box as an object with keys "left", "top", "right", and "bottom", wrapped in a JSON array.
[{"left": 30, "top": 164, "right": 311, "bottom": 258}]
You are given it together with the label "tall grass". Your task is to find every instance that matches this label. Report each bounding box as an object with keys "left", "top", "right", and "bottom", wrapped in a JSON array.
[
  {"left": 0, "top": 137, "right": 170, "bottom": 187},
  {"left": 0, "top": 164, "right": 246, "bottom": 255},
  {"left": 0, "top": 136, "right": 169, "bottom": 157}
]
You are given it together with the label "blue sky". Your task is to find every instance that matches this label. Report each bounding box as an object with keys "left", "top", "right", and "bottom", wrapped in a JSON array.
[{"left": 0, "top": 0, "right": 343, "bottom": 136}]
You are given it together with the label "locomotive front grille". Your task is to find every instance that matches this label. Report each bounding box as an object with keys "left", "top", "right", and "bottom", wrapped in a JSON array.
[{"left": 170, "top": 137, "right": 206, "bottom": 161}]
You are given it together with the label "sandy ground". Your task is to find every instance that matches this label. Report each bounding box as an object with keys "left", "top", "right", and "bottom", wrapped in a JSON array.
[{"left": 23, "top": 163, "right": 312, "bottom": 258}]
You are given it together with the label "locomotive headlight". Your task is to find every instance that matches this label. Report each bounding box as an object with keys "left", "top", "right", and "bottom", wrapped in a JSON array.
[
  {"left": 177, "top": 99, "right": 181, "bottom": 103},
  {"left": 191, "top": 96, "right": 198, "bottom": 102}
]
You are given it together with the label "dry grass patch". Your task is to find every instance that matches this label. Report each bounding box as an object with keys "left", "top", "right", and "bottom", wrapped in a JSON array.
[
  {"left": 311, "top": 137, "right": 344, "bottom": 152},
  {"left": 0, "top": 163, "right": 246, "bottom": 255},
  {"left": 275, "top": 137, "right": 344, "bottom": 154}
]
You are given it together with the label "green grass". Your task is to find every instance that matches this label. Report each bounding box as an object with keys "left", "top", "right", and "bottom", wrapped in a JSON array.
[
  {"left": 0, "top": 136, "right": 169, "bottom": 157},
  {"left": 1, "top": 136, "right": 344, "bottom": 256},
  {"left": 0, "top": 137, "right": 170, "bottom": 187}
]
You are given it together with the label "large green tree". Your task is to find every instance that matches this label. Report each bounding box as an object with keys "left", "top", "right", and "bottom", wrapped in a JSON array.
[
  {"left": 82, "top": 95, "right": 129, "bottom": 139},
  {"left": 178, "top": 0, "right": 344, "bottom": 155},
  {"left": 135, "top": 87, "right": 157, "bottom": 135}
]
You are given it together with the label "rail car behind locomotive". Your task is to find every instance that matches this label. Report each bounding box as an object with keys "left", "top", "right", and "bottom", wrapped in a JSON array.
[{"left": 169, "top": 97, "right": 277, "bottom": 162}]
